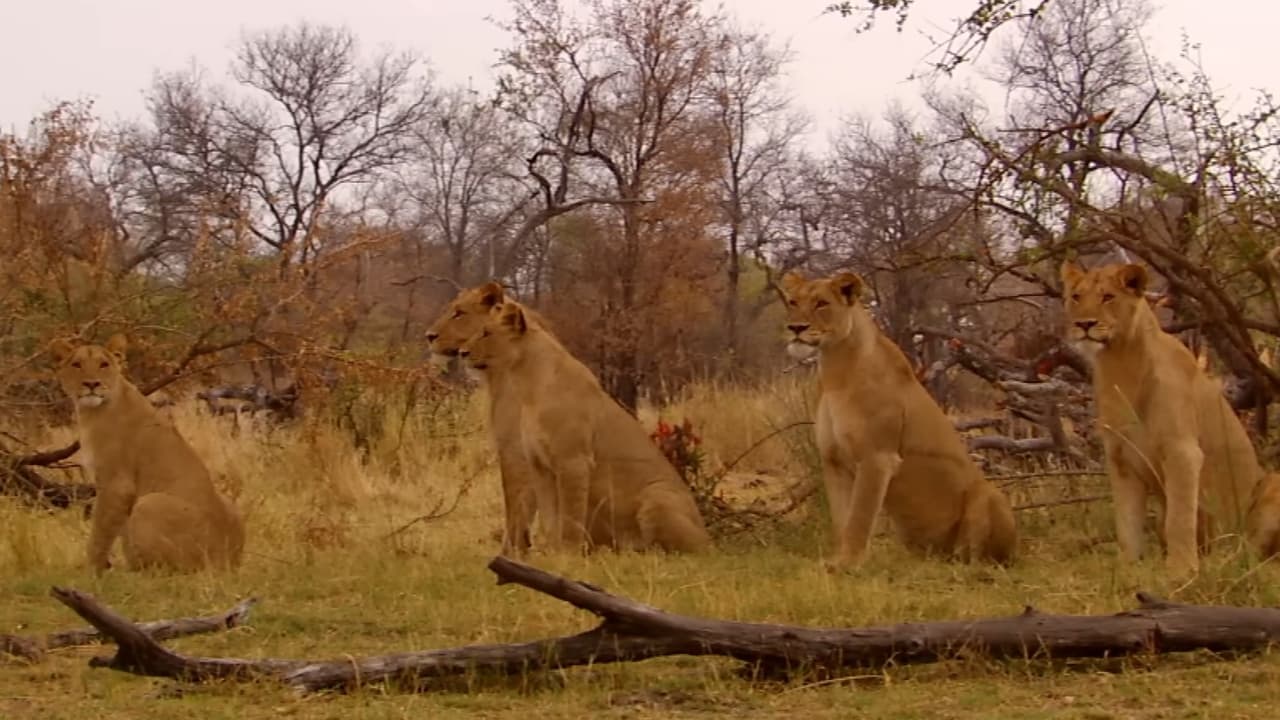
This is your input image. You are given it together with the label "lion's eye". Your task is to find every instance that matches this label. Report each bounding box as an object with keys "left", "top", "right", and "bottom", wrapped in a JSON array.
[
  {"left": 480, "top": 329, "right": 490, "bottom": 338},
  {"left": 451, "top": 309, "right": 464, "bottom": 319},
  {"left": 71, "top": 361, "right": 81, "bottom": 368},
  {"left": 1070, "top": 294, "right": 1081, "bottom": 303},
  {"left": 786, "top": 299, "right": 797, "bottom": 308},
  {"left": 1102, "top": 293, "right": 1115, "bottom": 303},
  {"left": 99, "top": 361, "right": 110, "bottom": 369},
  {"left": 814, "top": 299, "right": 829, "bottom": 309}
]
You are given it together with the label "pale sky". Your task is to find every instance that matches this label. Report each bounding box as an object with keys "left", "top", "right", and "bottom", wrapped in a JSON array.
[{"left": 1, "top": 0, "right": 1276, "bottom": 144}]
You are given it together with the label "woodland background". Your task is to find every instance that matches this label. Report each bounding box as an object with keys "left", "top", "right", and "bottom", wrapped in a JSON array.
[
  {"left": 4, "top": 0, "right": 1280, "bottom": 467},
  {"left": 5, "top": 2, "right": 1280, "bottom": 716}
]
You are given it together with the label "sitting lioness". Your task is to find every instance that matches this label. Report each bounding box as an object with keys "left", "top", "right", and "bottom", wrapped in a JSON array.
[
  {"left": 50, "top": 335, "right": 245, "bottom": 573},
  {"left": 1061, "top": 261, "right": 1280, "bottom": 574},
  {"left": 780, "top": 271, "right": 1017, "bottom": 570},
  {"left": 424, "top": 282, "right": 540, "bottom": 555},
  {"left": 457, "top": 301, "right": 712, "bottom": 553}
]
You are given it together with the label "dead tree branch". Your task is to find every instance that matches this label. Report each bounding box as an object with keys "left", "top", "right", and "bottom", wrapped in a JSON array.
[
  {"left": 0, "top": 450, "right": 94, "bottom": 509},
  {"left": 2, "top": 597, "right": 257, "bottom": 663},
  {"left": 50, "top": 557, "right": 1280, "bottom": 693}
]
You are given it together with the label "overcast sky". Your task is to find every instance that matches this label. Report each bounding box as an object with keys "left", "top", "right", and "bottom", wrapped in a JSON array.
[{"left": 1, "top": 0, "right": 1275, "bottom": 144}]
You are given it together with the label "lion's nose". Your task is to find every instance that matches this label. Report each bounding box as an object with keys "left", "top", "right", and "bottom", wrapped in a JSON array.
[
  {"left": 1075, "top": 320, "right": 1098, "bottom": 332},
  {"left": 425, "top": 331, "right": 439, "bottom": 343},
  {"left": 787, "top": 323, "right": 809, "bottom": 335},
  {"left": 83, "top": 381, "right": 101, "bottom": 390}
]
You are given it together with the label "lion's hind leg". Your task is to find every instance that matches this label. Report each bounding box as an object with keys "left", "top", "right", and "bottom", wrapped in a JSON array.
[
  {"left": 958, "top": 481, "right": 1017, "bottom": 565},
  {"left": 636, "top": 485, "right": 711, "bottom": 553},
  {"left": 123, "top": 492, "right": 235, "bottom": 572}
]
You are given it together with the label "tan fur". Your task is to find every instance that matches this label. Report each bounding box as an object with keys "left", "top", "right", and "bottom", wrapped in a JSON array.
[
  {"left": 458, "top": 302, "right": 712, "bottom": 553},
  {"left": 1061, "top": 261, "right": 1280, "bottom": 574},
  {"left": 49, "top": 335, "right": 245, "bottom": 574},
  {"left": 424, "top": 282, "right": 539, "bottom": 555},
  {"left": 780, "top": 271, "right": 1017, "bottom": 570}
]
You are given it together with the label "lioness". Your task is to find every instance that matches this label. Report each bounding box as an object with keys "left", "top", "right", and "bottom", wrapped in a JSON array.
[
  {"left": 424, "top": 282, "right": 539, "bottom": 555},
  {"left": 457, "top": 301, "right": 712, "bottom": 553},
  {"left": 51, "top": 335, "right": 245, "bottom": 574},
  {"left": 780, "top": 271, "right": 1017, "bottom": 570},
  {"left": 1061, "top": 261, "right": 1280, "bottom": 574}
]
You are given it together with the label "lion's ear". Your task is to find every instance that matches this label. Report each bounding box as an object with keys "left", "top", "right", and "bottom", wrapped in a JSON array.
[
  {"left": 499, "top": 303, "right": 527, "bottom": 334},
  {"left": 49, "top": 338, "right": 76, "bottom": 365},
  {"left": 478, "top": 281, "right": 505, "bottom": 308},
  {"left": 104, "top": 333, "right": 128, "bottom": 361},
  {"left": 779, "top": 271, "right": 805, "bottom": 296},
  {"left": 1117, "top": 263, "right": 1148, "bottom": 296},
  {"left": 832, "top": 272, "right": 864, "bottom": 305},
  {"left": 1060, "top": 260, "right": 1085, "bottom": 287}
]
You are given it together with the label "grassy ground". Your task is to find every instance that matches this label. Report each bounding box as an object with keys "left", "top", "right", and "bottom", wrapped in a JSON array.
[{"left": 3, "top": 379, "right": 1280, "bottom": 719}]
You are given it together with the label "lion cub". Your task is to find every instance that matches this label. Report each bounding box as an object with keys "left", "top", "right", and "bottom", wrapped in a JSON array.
[
  {"left": 51, "top": 335, "right": 245, "bottom": 574},
  {"left": 780, "top": 271, "right": 1017, "bottom": 570},
  {"left": 1061, "top": 261, "right": 1280, "bottom": 574},
  {"left": 458, "top": 301, "right": 712, "bottom": 553}
]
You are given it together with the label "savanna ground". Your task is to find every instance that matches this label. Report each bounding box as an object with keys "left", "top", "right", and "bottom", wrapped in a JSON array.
[{"left": 3, "top": 378, "right": 1280, "bottom": 719}]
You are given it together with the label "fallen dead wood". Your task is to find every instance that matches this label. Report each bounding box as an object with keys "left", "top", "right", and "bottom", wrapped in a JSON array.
[
  {"left": 48, "top": 557, "right": 1280, "bottom": 693},
  {"left": 0, "top": 450, "right": 95, "bottom": 510},
  {"left": 1, "top": 597, "right": 257, "bottom": 663},
  {"left": 966, "top": 435, "right": 1056, "bottom": 453}
]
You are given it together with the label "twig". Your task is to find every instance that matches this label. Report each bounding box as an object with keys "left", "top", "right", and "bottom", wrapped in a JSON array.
[
  {"left": 1013, "top": 494, "right": 1110, "bottom": 512},
  {"left": 955, "top": 417, "right": 1005, "bottom": 432},
  {"left": 383, "top": 477, "right": 474, "bottom": 539},
  {"left": 391, "top": 273, "right": 462, "bottom": 291},
  {"left": 711, "top": 421, "right": 814, "bottom": 479},
  {"left": 993, "top": 470, "right": 1107, "bottom": 487},
  {"left": 968, "top": 435, "right": 1057, "bottom": 453}
]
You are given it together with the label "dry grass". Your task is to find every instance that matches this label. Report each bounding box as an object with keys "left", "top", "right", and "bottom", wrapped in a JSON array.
[{"left": 3, "top": 379, "right": 1280, "bottom": 719}]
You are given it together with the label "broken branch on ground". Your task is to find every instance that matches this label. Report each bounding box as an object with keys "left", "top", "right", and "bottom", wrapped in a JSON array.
[{"left": 48, "top": 556, "right": 1280, "bottom": 694}]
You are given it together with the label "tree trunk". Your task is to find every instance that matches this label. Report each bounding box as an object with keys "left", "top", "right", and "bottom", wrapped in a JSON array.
[
  {"left": 51, "top": 556, "right": 1280, "bottom": 694},
  {"left": 724, "top": 219, "right": 741, "bottom": 368},
  {"left": 605, "top": 205, "right": 643, "bottom": 414}
]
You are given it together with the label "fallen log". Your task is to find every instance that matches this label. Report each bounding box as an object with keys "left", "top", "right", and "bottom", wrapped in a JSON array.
[
  {"left": 47, "top": 557, "right": 1280, "bottom": 693},
  {"left": 1, "top": 597, "right": 257, "bottom": 663}
]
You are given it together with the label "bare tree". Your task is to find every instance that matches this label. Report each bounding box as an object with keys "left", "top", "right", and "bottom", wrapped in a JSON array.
[
  {"left": 149, "top": 23, "right": 434, "bottom": 276},
  {"left": 707, "top": 24, "right": 808, "bottom": 364},
  {"left": 397, "top": 85, "right": 527, "bottom": 285},
  {"left": 497, "top": 0, "right": 724, "bottom": 411},
  {"left": 826, "top": 0, "right": 1051, "bottom": 73}
]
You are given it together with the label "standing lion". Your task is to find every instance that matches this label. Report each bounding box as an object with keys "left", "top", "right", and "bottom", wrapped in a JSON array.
[
  {"left": 779, "top": 271, "right": 1017, "bottom": 570},
  {"left": 458, "top": 301, "right": 711, "bottom": 553},
  {"left": 50, "top": 335, "right": 245, "bottom": 573},
  {"left": 1061, "top": 261, "right": 1280, "bottom": 574}
]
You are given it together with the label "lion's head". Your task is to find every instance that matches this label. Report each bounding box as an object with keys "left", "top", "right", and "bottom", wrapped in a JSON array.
[
  {"left": 779, "top": 271, "right": 866, "bottom": 362},
  {"left": 50, "top": 334, "right": 130, "bottom": 410},
  {"left": 1060, "top": 261, "right": 1149, "bottom": 354},
  {"left": 424, "top": 282, "right": 506, "bottom": 358},
  {"left": 459, "top": 302, "right": 529, "bottom": 371}
]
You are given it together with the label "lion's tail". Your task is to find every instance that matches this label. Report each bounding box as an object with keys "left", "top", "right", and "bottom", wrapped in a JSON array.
[
  {"left": 962, "top": 481, "right": 1018, "bottom": 566},
  {"left": 1247, "top": 472, "right": 1280, "bottom": 559}
]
